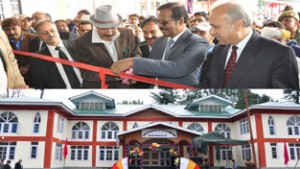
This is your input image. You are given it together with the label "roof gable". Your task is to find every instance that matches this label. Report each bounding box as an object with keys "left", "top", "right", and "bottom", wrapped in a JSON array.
[{"left": 69, "top": 91, "right": 115, "bottom": 109}]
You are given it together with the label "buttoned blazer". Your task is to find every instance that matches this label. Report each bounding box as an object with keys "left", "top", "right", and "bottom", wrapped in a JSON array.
[
  {"left": 200, "top": 31, "right": 299, "bottom": 88},
  {"left": 30, "top": 40, "right": 79, "bottom": 89},
  {"left": 74, "top": 27, "right": 141, "bottom": 88},
  {"left": 0, "top": 30, "right": 26, "bottom": 88},
  {"left": 133, "top": 29, "right": 209, "bottom": 87}
]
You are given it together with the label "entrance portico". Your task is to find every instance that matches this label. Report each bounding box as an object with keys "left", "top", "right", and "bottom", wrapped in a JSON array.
[{"left": 117, "top": 122, "right": 202, "bottom": 168}]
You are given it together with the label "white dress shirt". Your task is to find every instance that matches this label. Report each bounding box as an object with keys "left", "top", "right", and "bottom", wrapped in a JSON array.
[
  {"left": 224, "top": 30, "right": 253, "bottom": 67},
  {"left": 47, "top": 41, "right": 83, "bottom": 88},
  {"left": 91, "top": 28, "right": 120, "bottom": 62}
]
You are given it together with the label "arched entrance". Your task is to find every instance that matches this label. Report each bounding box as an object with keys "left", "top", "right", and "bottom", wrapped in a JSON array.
[{"left": 129, "top": 139, "right": 177, "bottom": 168}]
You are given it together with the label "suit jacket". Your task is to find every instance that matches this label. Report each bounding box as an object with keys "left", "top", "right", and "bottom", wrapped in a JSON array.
[
  {"left": 139, "top": 41, "right": 150, "bottom": 58},
  {"left": 0, "top": 30, "right": 26, "bottom": 88},
  {"left": 133, "top": 29, "right": 209, "bottom": 87},
  {"left": 30, "top": 40, "right": 80, "bottom": 89},
  {"left": 74, "top": 28, "right": 141, "bottom": 88},
  {"left": 14, "top": 162, "right": 22, "bottom": 169},
  {"left": 200, "top": 30, "right": 299, "bottom": 88},
  {"left": 10, "top": 32, "right": 37, "bottom": 87}
]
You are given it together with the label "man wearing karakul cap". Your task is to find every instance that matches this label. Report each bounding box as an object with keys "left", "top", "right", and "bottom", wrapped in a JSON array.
[{"left": 74, "top": 5, "right": 141, "bottom": 88}]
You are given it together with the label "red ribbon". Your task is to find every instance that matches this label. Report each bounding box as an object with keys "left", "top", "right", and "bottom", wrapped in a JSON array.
[{"left": 13, "top": 50, "right": 195, "bottom": 89}]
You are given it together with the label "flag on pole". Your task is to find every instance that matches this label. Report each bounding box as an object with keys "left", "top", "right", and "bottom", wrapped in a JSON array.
[
  {"left": 112, "top": 157, "right": 128, "bottom": 169},
  {"left": 284, "top": 142, "right": 289, "bottom": 165},
  {"left": 64, "top": 138, "right": 68, "bottom": 159},
  {"left": 179, "top": 157, "right": 201, "bottom": 169}
]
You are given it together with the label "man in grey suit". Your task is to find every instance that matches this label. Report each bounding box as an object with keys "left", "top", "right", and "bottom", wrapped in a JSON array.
[
  {"left": 200, "top": 0, "right": 299, "bottom": 88},
  {"left": 111, "top": 2, "right": 208, "bottom": 87}
]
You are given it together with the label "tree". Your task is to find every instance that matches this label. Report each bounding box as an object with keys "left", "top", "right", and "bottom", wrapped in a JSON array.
[
  {"left": 120, "top": 99, "right": 144, "bottom": 105},
  {"left": 235, "top": 90, "right": 272, "bottom": 109},
  {"left": 283, "top": 89, "right": 300, "bottom": 104},
  {"left": 150, "top": 89, "right": 181, "bottom": 105}
]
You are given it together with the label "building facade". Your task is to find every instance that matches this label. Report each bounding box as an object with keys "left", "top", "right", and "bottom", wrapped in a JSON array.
[{"left": 0, "top": 91, "right": 299, "bottom": 169}]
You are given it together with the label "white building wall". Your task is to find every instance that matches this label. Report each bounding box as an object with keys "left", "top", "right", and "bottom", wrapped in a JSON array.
[
  {"left": 14, "top": 141, "right": 45, "bottom": 168},
  {"left": 67, "top": 120, "right": 94, "bottom": 141},
  {"left": 53, "top": 112, "right": 68, "bottom": 140},
  {"left": 261, "top": 114, "right": 297, "bottom": 138}
]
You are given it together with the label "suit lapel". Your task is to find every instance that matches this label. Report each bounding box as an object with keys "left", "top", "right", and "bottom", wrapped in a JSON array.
[
  {"left": 212, "top": 45, "right": 230, "bottom": 87},
  {"left": 226, "top": 32, "right": 258, "bottom": 87},
  {"left": 164, "top": 29, "right": 191, "bottom": 60}
]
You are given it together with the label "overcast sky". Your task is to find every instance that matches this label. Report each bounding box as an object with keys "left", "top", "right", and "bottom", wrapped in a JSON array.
[{"left": 8, "top": 89, "right": 285, "bottom": 108}]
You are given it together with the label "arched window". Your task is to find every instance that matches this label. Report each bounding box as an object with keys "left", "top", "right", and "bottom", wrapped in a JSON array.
[
  {"left": 72, "top": 122, "right": 90, "bottom": 139},
  {"left": 0, "top": 112, "right": 18, "bottom": 133},
  {"left": 101, "top": 122, "right": 119, "bottom": 139},
  {"left": 214, "top": 123, "right": 231, "bottom": 138},
  {"left": 287, "top": 115, "right": 300, "bottom": 136},
  {"left": 33, "top": 112, "right": 41, "bottom": 133},
  {"left": 268, "top": 116, "right": 276, "bottom": 135},
  {"left": 187, "top": 123, "right": 204, "bottom": 133}
]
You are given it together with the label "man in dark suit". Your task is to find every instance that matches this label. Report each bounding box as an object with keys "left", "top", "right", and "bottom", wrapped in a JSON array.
[
  {"left": 14, "top": 159, "right": 22, "bottom": 169},
  {"left": 1, "top": 17, "right": 37, "bottom": 87},
  {"left": 30, "top": 20, "right": 82, "bottom": 89},
  {"left": 74, "top": 5, "right": 141, "bottom": 88},
  {"left": 29, "top": 11, "right": 75, "bottom": 53},
  {"left": 111, "top": 2, "right": 208, "bottom": 87},
  {"left": 200, "top": 1, "right": 299, "bottom": 88},
  {"left": 139, "top": 16, "right": 162, "bottom": 58}
]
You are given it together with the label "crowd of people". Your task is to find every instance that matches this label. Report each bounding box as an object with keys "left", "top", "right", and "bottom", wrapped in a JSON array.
[
  {"left": 0, "top": 0, "right": 300, "bottom": 89},
  {"left": 0, "top": 159, "right": 23, "bottom": 169}
]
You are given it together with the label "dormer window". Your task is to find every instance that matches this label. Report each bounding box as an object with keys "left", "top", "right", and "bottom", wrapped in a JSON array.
[
  {"left": 199, "top": 104, "right": 222, "bottom": 112},
  {"left": 79, "top": 102, "right": 105, "bottom": 110}
]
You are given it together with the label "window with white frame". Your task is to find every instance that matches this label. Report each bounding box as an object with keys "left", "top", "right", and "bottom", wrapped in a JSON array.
[
  {"left": 99, "top": 146, "right": 119, "bottom": 161},
  {"left": 70, "top": 146, "right": 89, "bottom": 160},
  {"left": 79, "top": 102, "right": 105, "bottom": 110},
  {"left": 187, "top": 123, "right": 204, "bottom": 133},
  {"left": 289, "top": 143, "right": 300, "bottom": 160},
  {"left": 242, "top": 144, "right": 252, "bottom": 160},
  {"left": 240, "top": 118, "right": 249, "bottom": 135},
  {"left": 270, "top": 143, "right": 277, "bottom": 159},
  {"left": 220, "top": 146, "right": 232, "bottom": 160},
  {"left": 101, "top": 122, "right": 119, "bottom": 139},
  {"left": 33, "top": 112, "right": 41, "bottom": 133},
  {"left": 30, "top": 142, "right": 38, "bottom": 159},
  {"left": 0, "top": 142, "right": 16, "bottom": 160},
  {"left": 199, "top": 104, "right": 222, "bottom": 112},
  {"left": 72, "top": 122, "right": 90, "bottom": 139},
  {"left": 55, "top": 143, "right": 63, "bottom": 161},
  {"left": 0, "top": 112, "right": 19, "bottom": 134},
  {"left": 214, "top": 123, "right": 231, "bottom": 138},
  {"left": 268, "top": 116, "right": 276, "bottom": 135},
  {"left": 57, "top": 116, "right": 65, "bottom": 133},
  {"left": 287, "top": 115, "right": 300, "bottom": 136}
]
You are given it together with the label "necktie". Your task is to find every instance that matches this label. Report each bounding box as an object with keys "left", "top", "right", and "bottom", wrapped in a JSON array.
[
  {"left": 164, "top": 39, "right": 175, "bottom": 58},
  {"left": 222, "top": 46, "right": 238, "bottom": 87},
  {"left": 55, "top": 46, "right": 80, "bottom": 88}
]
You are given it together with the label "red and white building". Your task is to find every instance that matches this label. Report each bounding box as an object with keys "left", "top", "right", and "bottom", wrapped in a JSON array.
[{"left": 0, "top": 91, "right": 299, "bottom": 168}]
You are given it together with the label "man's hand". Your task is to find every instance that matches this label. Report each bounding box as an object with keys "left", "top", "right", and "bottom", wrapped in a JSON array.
[{"left": 111, "top": 58, "right": 134, "bottom": 75}]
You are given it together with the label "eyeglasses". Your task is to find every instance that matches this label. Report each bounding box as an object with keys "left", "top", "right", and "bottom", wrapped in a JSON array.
[{"left": 157, "top": 20, "right": 174, "bottom": 26}]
